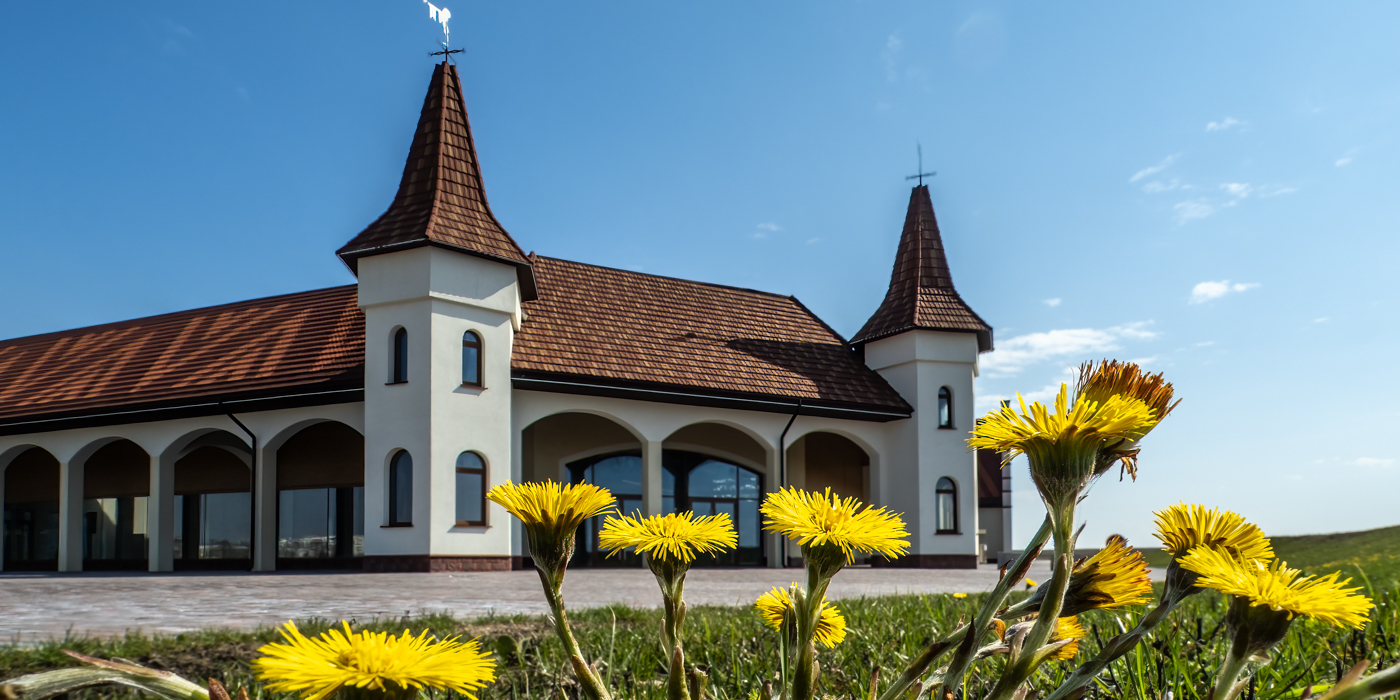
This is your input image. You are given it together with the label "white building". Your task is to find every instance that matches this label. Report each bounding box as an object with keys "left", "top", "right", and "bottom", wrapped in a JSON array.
[{"left": 0, "top": 61, "right": 1007, "bottom": 573}]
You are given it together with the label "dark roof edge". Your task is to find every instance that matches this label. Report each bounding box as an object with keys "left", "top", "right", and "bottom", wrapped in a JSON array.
[
  {"left": 511, "top": 372, "right": 912, "bottom": 422},
  {"left": 851, "top": 324, "right": 994, "bottom": 353},
  {"left": 339, "top": 239, "right": 538, "bottom": 301},
  {"left": 0, "top": 383, "right": 365, "bottom": 437}
]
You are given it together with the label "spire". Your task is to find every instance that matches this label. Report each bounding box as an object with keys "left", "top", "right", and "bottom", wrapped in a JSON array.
[
  {"left": 338, "top": 62, "right": 537, "bottom": 300},
  {"left": 851, "top": 185, "right": 993, "bottom": 351}
]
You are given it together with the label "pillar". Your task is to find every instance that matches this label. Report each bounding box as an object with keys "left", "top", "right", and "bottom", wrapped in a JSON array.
[
  {"left": 58, "top": 455, "right": 83, "bottom": 572},
  {"left": 641, "top": 440, "right": 663, "bottom": 517},
  {"left": 147, "top": 452, "right": 176, "bottom": 572},
  {"left": 765, "top": 445, "right": 782, "bottom": 569},
  {"left": 253, "top": 441, "right": 279, "bottom": 572}
]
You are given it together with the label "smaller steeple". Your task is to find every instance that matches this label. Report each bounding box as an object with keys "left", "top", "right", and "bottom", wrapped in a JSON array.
[
  {"left": 338, "top": 61, "right": 537, "bottom": 300},
  {"left": 851, "top": 185, "right": 993, "bottom": 351}
]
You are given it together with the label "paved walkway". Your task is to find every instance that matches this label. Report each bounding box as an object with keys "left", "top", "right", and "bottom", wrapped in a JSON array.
[{"left": 0, "top": 562, "right": 1153, "bottom": 641}]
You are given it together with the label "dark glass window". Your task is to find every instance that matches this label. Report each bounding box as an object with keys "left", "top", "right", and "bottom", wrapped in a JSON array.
[
  {"left": 455, "top": 452, "right": 486, "bottom": 526},
  {"left": 936, "top": 477, "right": 957, "bottom": 534},
  {"left": 938, "top": 387, "right": 953, "bottom": 429},
  {"left": 391, "top": 328, "right": 409, "bottom": 384},
  {"left": 462, "top": 331, "right": 483, "bottom": 387},
  {"left": 276, "top": 487, "right": 364, "bottom": 558},
  {"left": 388, "top": 451, "right": 413, "bottom": 526}
]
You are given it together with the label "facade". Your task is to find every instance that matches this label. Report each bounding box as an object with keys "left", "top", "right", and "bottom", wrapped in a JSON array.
[{"left": 0, "top": 61, "right": 1005, "bottom": 574}]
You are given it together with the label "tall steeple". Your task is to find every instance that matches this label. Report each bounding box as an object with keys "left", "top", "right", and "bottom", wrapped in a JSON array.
[
  {"left": 851, "top": 185, "right": 992, "bottom": 351},
  {"left": 338, "top": 61, "right": 537, "bottom": 300}
]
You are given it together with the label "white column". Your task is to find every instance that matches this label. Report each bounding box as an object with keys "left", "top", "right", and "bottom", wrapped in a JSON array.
[
  {"left": 510, "top": 424, "right": 524, "bottom": 562},
  {"left": 253, "top": 442, "right": 279, "bottom": 571},
  {"left": 0, "top": 468, "right": 6, "bottom": 570},
  {"left": 765, "top": 445, "right": 782, "bottom": 569},
  {"left": 641, "top": 440, "right": 663, "bottom": 516},
  {"left": 58, "top": 455, "right": 84, "bottom": 572},
  {"left": 148, "top": 452, "right": 176, "bottom": 572}
]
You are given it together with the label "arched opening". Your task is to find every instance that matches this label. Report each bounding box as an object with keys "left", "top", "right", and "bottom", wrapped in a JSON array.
[
  {"left": 275, "top": 421, "right": 364, "bottom": 568},
  {"left": 938, "top": 387, "right": 953, "bottom": 429},
  {"left": 82, "top": 439, "right": 151, "bottom": 570},
  {"left": 3, "top": 448, "right": 60, "bottom": 571},
  {"left": 785, "top": 431, "right": 872, "bottom": 566},
  {"left": 462, "top": 331, "right": 483, "bottom": 387},
  {"left": 936, "top": 477, "right": 958, "bottom": 534},
  {"left": 520, "top": 412, "right": 642, "bottom": 484},
  {"left": 172, "top": 432, "right": 252, "bottom": 570},
  {"left": 390, "top": 327, "right": 409, "bottom": 384},
  {"left": 388, "top": 450, "right": 413, "bottom": 526},
  {"left": 455, "top": 452, "right": 486, "bottom": 527}
]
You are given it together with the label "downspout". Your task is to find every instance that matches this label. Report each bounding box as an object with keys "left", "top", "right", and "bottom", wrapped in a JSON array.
[
  {"left": 221, "top": 402, "right": 258, "bottom": 572},
  {"left": 777, "top": 398, "right": 802, "bottom": 567}
]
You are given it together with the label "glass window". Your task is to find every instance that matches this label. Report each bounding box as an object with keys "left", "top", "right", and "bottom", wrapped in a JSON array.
[
  {"left": 938, "top": 387, "right": 953, "bottom": 429},
  {"left": 936, "top": 477, "right": 957, "bottom": 533},
  {"left": 391, "top": 328, "right": 408, "bottom": 383},
  {"left": 277, "top": 486, "right": 364, "bottom": 558},
  {"left": 462, "top": 331, "right": 483, "bottom": 386},
  {"left": 455, "top": 452, "right": 486, "bottom": 525},
  {"left": 389, "top": 451, "right": 413, "bottom": 526}
]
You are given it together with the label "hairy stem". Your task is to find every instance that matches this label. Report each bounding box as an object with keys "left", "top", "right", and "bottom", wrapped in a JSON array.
[
  {"left": 1043, "top": 585, "right": 1190, "bottom": 700},
  {"left": 539, "top": 567, "right": 612, "bottom": 700}
]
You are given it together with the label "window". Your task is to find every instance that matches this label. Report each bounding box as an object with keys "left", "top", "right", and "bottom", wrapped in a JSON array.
[
  {"left": 938, "top": 387, "right": 953, "bottom": 429},
  {"left": 935, "top": 477, "right": 958, "bottom": 534},
  {"left": 462, "top": 331, "right": 483, "bottom": 387},
  {"left": 388, "top": 451, "right": 413, "bottom": 526},
  {"left": 455, "top": 452, "right": 486, "bottom": 526},
  {"left": 390, "top": 328, "right": 409, "bottom": 384}
]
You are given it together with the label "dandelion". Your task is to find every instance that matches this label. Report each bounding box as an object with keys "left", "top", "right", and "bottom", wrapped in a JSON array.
[
  {"left": 1050, "top": 617, "right": 1087, "bottom": 661},
  {"left": 1179, "top": 546, "right": 1372, "bottom": 629},
  {"left": 953, "top": 593, "right": 968, "bottom": 599},
  {"left": 755, "top": 586, "right": 847, "bottom": 648},
  {"left": 253, "top": 622, "right": 495, "bottom": 700},
  {"left": 1054, "top": 535, "right": 1153, "bottom": 616},
  {"left": 598, "top": 511, "right": 736, "bottom": 565},
  {"left": 760, "top": 487, "right": 909, "bottom": 575},
  {"left": 1153, "top": 503, "right": 1273, "bottom": 561},
  {"left": 1075, "top": 360, "right": 1179, "bottom": 480},
  {"left": 487, "top": 480, "right": 615, "bottom": 573}
]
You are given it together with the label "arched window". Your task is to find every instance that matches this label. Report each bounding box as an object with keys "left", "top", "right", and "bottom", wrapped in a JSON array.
[
  {"left": 388, "top": 450, "right": 413, "bottom": 526},
  {"left": 462, "top": 331, "right": 483, "bottom": 387},
  {"left": 455, "top": 452, "right": 486, "bottom": 526},
  {"left": 935, "top": 477, "right": 958, "bottom": 534},
  {"left": 938, "top": 387, "right": 953, "bottom": 429},
  {"left": 390, "top": 328, "right": 409, "bottom": 384}
]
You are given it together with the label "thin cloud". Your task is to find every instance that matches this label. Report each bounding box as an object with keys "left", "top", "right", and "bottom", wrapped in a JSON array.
[
  {"left": 881, "top": 33, "right": 903, "bottom": 82},
  {"left": 979, "top": 322, "right": 1157, "bottom": 378},
  {"left": 1336, "top": 157, "right": 1353, "bottom": 167},
  {"left": 1313, "top": 317, "right": 1329, "bottom": 323},
  {"left": 805, "top": 237, "right": 821, "bottom": 245},
  {"left": 1258, "top": 185, "right": 1297, "bottom": 198},
  {"left": 1206, "top": 117, "right": 1246, "bottom": 132},
  {"left": 1042, "top": 298, "right": 1061, "bottom": 308},
  {"left": 1174, "top": 199, "right": 1217, "bottom": 223},
  {"left": 1221, "top": 183, "right": 1253, "bottom": 198},
  {"left": 1353, "top": 457, "right": 1395, "bottom": 467},
  {"left": 1142, "top": 178, "right": 1182, "bottom": 194},
  {"left": 1130, "top": 155, "right": 1178, "bottom": 183},
  {"left": 756, "top": 223, "right": 782, "bottom": 232},
  {"left": 1190, "top": 280, "right": 1260, "bottom": 304}
]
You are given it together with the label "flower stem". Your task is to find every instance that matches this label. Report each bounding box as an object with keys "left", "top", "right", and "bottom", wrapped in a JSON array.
[
  {"left": 986, "top": 507, "right": 1076, "bottom": 700},
  {"left": 1042, "top": 584, "right": 1190, "bottom": 700},
  {"left": 1211, "top": 651, "right": 1251, "bottom": 700},
  {"left": 538, "top": 567, "right": 612, "bottom": 700}
]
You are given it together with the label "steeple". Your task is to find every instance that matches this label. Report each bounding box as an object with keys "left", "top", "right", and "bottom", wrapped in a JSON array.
[
  {"left": 851, "top": 185, "right": 993, "bottom": 351},
  {"left": 338, "top": 61, "right": 537, "bottom": 300}
]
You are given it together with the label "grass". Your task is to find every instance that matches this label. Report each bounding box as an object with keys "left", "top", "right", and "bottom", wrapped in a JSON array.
[
  {"left": 4, "top": 582, "right": 1400, "bottom": 700},
  {"left": 1138, "top": 523, "right": 1400, "bottom": 583}
]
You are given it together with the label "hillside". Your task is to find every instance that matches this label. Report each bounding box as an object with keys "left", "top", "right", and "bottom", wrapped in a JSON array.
[{"left": 1137, "top": 523, "right": 1400, "bottom": 584}]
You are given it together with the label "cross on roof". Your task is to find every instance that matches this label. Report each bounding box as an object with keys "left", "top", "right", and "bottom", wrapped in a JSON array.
[{"left": 905, "top": 143, "right": 936, "bottom": 186}]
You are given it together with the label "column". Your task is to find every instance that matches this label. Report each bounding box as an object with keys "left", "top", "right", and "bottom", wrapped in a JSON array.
[
  {"left": 147, "top": 452, "right": 176, "bottom": 572},
  {"left": 58, "top": 455, "right": 84, "bottom": 572},
  {"left": 765, "top": 445, "right": 783, "bottom": 569},
  {"left": 253, "top": 442, "right": 279, "bottom": 571},
  {"left": 641, "top": 440, "right": 663, "bottom": 517}
]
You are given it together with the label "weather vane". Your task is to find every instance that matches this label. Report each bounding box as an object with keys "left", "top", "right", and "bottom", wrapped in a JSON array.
[
  {"left": 425, "top": 1, "right": 463, "bottom": 61},
  {"left": 905, "top": 142, "right": 936, "bottom": 186}
]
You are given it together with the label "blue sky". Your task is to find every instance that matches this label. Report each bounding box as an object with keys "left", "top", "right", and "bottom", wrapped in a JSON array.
[{"left": 2, "top": 2, "right": 1397, "bottom": 548}]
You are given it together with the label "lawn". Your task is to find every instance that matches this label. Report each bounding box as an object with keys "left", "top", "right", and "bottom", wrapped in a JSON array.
[{"left": 5, "top": 582, "right": 1399, "bottom": 700}]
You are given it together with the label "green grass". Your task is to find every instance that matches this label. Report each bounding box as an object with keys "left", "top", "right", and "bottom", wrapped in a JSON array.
[
  {"left": 5, "top": 583, "right": 1400, "bottom": 700},
  {"left": 1139, "top": 523, "right": 1400, "bottom": 584}
]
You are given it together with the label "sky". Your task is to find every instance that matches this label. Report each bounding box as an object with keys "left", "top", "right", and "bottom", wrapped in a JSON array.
[{"left": 2, "top": 2, "right": 1397, "bottom": 549}]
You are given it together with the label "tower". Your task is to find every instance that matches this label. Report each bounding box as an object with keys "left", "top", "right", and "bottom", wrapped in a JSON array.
[
  {"left": 852, "top": 185, "right": 994, "bottom": 567},
  {"left": 337, "top": 62, "right": 536, "bottom": 571}
]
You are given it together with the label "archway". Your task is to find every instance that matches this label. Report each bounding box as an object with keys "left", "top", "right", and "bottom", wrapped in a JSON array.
[
  {"left": 785, "top": 431, "right": 871, "bottom": 566},
  {"left": 82, "top": 439, "right": 151, "bottom": 570},
  {"left": 275, "top": 422, "right": 364, "bottom": 568},
  {"left": 3, "top": 447, "right": 60, "bottom": 571},
  {"left": 172, "top": 431, "right": 253, "bottom": 570},
  {"left": 520, "top": 412, "right": 642, "bottom": 484}
]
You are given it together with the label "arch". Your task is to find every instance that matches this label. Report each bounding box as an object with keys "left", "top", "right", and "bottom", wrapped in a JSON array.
[
  {"left": 521, "top": 411, "right": 645, "bottom": 484},
  {"left": 3, "top": 446, "right": 61, "bottom": 571},
  {"left": 167, "top": 429, "right": 253, "bottom": 569},
  {"left": 786, "top": 430, "right": 871, "bottom": 502},
  {"left": 462, "top": 330, "right": 483, "bottom": 388},
  {"left": 455, "top": 451, "right": 487, "bottom": 527},
  {"left": 938, "top": 387, "right": 954, "bottom": 429},
  {"left": 663, "top": 421, "right": 772, "bottom": 467},
  {"left": 935, "top": 477, "right": 958, "bottom": 534},
  {"left": 388, "top": 450, "right": 413, "bottom": 526},
  {"left": 274, "top": 420, "right": 365, "bottom": 565},
  {"left": 80, "top": 438, "right": 151, "bottom": 570},
  {"left": 390, "top": 326, "right": 409, "bottom": 384}
]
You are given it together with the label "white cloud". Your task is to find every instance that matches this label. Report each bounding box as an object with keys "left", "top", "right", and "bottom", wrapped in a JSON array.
[
  {"left": 1335, "top": 157, "right": 1353, "bottom": 167},
  {"left": 1313, "top": 317, "right": 1329, "bottom": 323},
  {"left": 1174, "top": 199, "right": 1217, "bottom": 223},
  {"left": 1142, "top": 178, "right": 1182, "bottom": 194},
  {"left": 1042, "top": 298, "right": 1061, "bottom": 308},
  {"left": 1353, "top": 457, "right": 1396, "bottom": 467},
  {"left": 1190, "top": 280, "right": 1261, "bottom": 304},
  {"left": 1195, "top": 340, "right": 1216, "bottom": 347},
  {"left": 1130, "top": 155, "right": 1177, "bottom": 183},
  {"left": 979, "top": 322, "right": 1157, "bottom": 378},
  {"left": 805, "top": 237, "right": 821, "bottom": 245},
  {"left": 756, "top": 222, "right": 782, "bottom": 232},
  {"left": 1258, "top": 185, "right": 1297, "bottom": 198},
  {"left": 1221, "top": 182, "right": 1253, "bottom": 198},
  {"left": 881, "top": 33, "right": 903, "bottom": 82},
  {"left": 1206, "top": 117, "right": 1245, "bottom": 132}
]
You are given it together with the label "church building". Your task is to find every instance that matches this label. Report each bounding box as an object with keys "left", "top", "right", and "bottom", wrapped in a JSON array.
[{"left": 0, "top": 61, "right": 1007, "bottom": 573}]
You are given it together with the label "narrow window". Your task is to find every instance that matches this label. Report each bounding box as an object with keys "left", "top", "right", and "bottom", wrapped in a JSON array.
[
  {"left": 935, "top": 477, "right": 957, "bottom": 534},
  {"left": 455, "top": 452, "right": 487, "bottom": 526},
  {"left": 391, "top": 328, "right": 409, "bottom": 384},
  {"left": 462, "top": 331, "right": 483, "bottom": 387},
  {"left": 388, "top": 451, "right": 413, "bottom": 526},
  {"left": 938, "top": 387, "right": 953, "bottom": 429}
]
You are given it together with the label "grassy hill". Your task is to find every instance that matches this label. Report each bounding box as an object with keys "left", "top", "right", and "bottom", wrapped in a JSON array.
[{"left": 1138, "top": 523, "right": 1400, "bottom": 585}]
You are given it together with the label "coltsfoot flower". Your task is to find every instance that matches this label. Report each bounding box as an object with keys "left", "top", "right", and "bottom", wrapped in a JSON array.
[
  {"left": 253, "top": 621, "right": 496, "bottom": 700},
  {"left": 598, "top": 511, "right": 737, "bottom": 565},
  {"left": 1153, "top": 503, "right": 1273, "bottom": 561},
  {"left": 1075, "top": 360, "right": 1179, "bottom": 479},
  {"left": 755, "top": 586, "right": 847, "bottom": 648},
  {"left": 1179, "top": 546, "right": 1372, "bottom": 629},
  {"left": 1052, "top": 535, "right": 1152, "bottom": 616},
  {"left": 1049, "top": 617, "right": 1088, "bottom": 661},
  {"left": 760, "top": 487, "right": 909, "bottom": 574},
  {"left": 487, "top": 480, "right": 615, "bottom": 573}
]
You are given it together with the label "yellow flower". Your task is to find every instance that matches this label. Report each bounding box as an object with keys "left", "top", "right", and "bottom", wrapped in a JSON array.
[
  {"left": 253, "top": 622, "right": 496, "bottom": 700},
  {"left": 1153, "top": 503, "right": 1273, "bottom": 560},
  {"left": 1075, "top": 360, "right": 1179, "bottom": 480},
  {"left": 598, "top": 511, "right": 737, "bottom": 565},
  {"left": 1050, "top": 616, "right": 1087, "bottom": 661},
  {"left": 969, "top": 384, "right": 1157, "bottom": 507},
  {"left": 953, "top": 593, "right": 968, "bottom": 599},
  {"left": 1057, "top": 535, "right": 1153, "bottom": 616},
  {"left": 487, "top": 481, "right": 615, "bottom": 572},
  {"left": 754, "top": 586, "right": 848, "bottom": 648},
  {"left": 760, "top": 487, "right": 909, "bottom": 571},
  {"left": 1179, "top": 547, "right": 1372, "bottom": 629}
]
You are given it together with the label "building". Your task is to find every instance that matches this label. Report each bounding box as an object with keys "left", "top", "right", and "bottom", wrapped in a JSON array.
[{"left": 0, "top": 61, "right": 1007, "bottom": 573}]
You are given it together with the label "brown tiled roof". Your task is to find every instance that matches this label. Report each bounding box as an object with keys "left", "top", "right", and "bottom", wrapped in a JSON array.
[
  {"left": 851, "top": 185, "right": 993, "bottom": 351},
  {"left": 0, "top": 287, "right": 364, "bottom": 425},
  {"left": 513, "top": 256, "right": 912, "bottom": 416},
  {"left": 337, "top": 62, "right": 537, "bottom": 300}
]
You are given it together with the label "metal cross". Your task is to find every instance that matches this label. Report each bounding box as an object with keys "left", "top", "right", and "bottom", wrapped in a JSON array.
[
  {"left": 905, "top": 143, "right": 936, "bottom": 186},
  {"left": 430, "top": 44, "right": 464, "bottom": 62}
]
